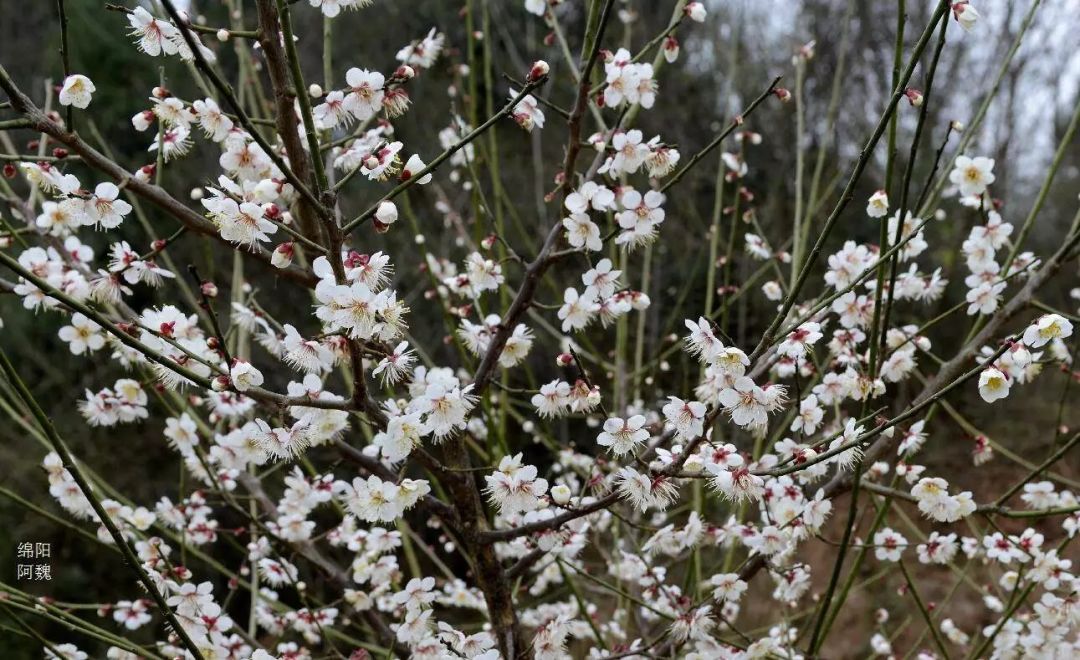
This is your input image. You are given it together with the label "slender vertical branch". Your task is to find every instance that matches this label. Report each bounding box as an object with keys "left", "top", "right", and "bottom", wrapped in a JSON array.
[
  {"left": 748, "top": 0, "right": 950, "bottom": 365},
  {"left": 791, "top": 56, "right": 806, "bottom": 276},
  {"left": 159, "top": 0, "right": 325, "bottom": 217},
  {"left": 56, "top": 0, "right": 72, "bottom": 130},
  {"left": 878, "top": 14, "right": 949, "bottom": 358},
  {"left": 918, "top": 0, "right": 1044, "bottom": 215},
  {"left": 0, "top": 348, "right": 205, "bottom": 658}
]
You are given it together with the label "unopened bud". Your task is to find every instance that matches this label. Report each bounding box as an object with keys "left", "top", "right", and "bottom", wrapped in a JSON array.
[
  {"left": 373, "top": 201, "right": 398, "bottom": 232},
  {"left": 135, "top": 164, "right": 155, "bottom": 183},
  {"left": 52, "top": 148, "right": 68, "bottom": 159},
  {"left": 212, "top": 375, "right": 230, "bottom": 391},
  {"left": 401, "top": 154, "right": 430, "bottom": 184},
  {"left": 308, "top": 83, "right": 323, "bottom": 99},
  {"left": 200, "top": 281, "right": 218, "bottom": 298},
  {"left": 663, "top": 36, "right": 680, "bottom": 64},
  {"left": 556, "top": 353, "right": 574, "bottom": 367},
  {"left": 586, "top": 386, "right": 601, "bottom": 407},
  {"left": 685, "top": 2, "right": 707, "bottom": 22},
  {"left": 550, "top": 484, "right": 572, "bottom": 505},
  {"left": 272, "top": 242, "right": 294, "bottom": 269},
  {"left": 773, "top": 88, "right": 792, "bottom": 102},
  {"left": 216, "top": 29, "right": 230, "bottom": 42},
  {"left": 394, "top": 65, "right": 415, "bottom": 80},
  {"left": 527, "top": 60, "right": 550, "bottom": 82},
  {"left": 904, "top": 88, "right": 924, "bottom": 107},
  {"left": 481, "top": 234, "right": 497, "bottom": 250}
]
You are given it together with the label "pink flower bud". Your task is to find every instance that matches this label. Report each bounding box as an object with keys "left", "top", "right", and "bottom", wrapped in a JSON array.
[
  {"left": 904, "top": 88, "right": 924, "bottom": 107},
  {"left": 200, "top": 281, "right": 218, "bottom": 298},
  {"left": 135, "top": 164, "right": 155, "bottom": 183},
  {"left": 952, "top": 2, "right": 979, "bottom": 31},
  {"left": 527, "top": 60, "right": 550, "bottom": 82},
  {"left": 272, "top": 242, "right": 294, "bottom": 269},
  {"left": 663, "top": 36, "right": 680, "bottom": 63},
  {"left": 556, "top": 353, "right": 574, "bottom": 367}
]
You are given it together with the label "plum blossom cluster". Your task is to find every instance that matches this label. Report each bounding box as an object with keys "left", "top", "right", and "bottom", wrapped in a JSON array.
[{"left": 8, "top": 1, "right": 1080, "bottom": 658}]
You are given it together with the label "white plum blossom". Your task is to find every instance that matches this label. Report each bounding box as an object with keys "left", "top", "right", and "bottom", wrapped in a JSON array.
[
  {"left": 343, "top": 68, "right": 385, "bottom": 120},
  {"left": 59, "top": 74, "right": 96, "bottom": 109},
  {"left": 866, "top": 190, "right": 889, "bottom": 218},
  {"left": 1023, "top": 313, "right": 1073, "bottom": 348},
  {"left": 950, "top": 155, "right": 995, "bottom": 197},
  {"left": 510, "top": 90, "right": 545, "bottom": 131},
  {"left": 596, "top": 415, "right": 650, "bottom": 455},
  {"left": 230, "top": 360, "right": 264, "bottom": 392},
  {"left": 873, "top": 528, "right": 907, "bottom": 562},
  {"left": 562, "top": 212, "right": 603, "bottom": 252},
  {"left": 557, "top": 287, "right": 600, "bottom": 332},
  {"left": 978, "top": 367, "right": 1010, "bottom": 403},
  {"left": 662, "top": 397, "right": 707, "bottom": 441},
  {"left": 58, "top": 313, "right": 105, "bottom": 355},
  {"left": 484, "top": 454, "right": 549, "bottom": 514}
]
